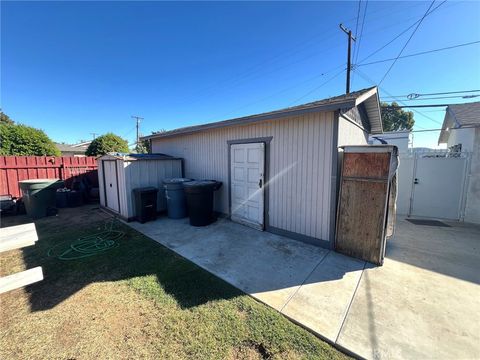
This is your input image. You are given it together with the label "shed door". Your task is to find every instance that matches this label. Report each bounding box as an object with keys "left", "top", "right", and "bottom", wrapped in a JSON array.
[
  {"left": 103, "top": 161, "right": 120, "bottom": 213},
  {"left": 230, "top": 143, "right": 265, "bottom": 230}
]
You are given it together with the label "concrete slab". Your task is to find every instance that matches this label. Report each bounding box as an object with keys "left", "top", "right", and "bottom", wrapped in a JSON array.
[
  {"left": 282, "top": 252, "right": 365, "bottom": 342},
  {"left": 337, "top": 219, "right": 480, "bottom": 359},
  {"left": 129, "top": 217, "right": 330, "bottom": 310},
  {"left": 127, "top": 216, "right": 480, "bottom": 359}
]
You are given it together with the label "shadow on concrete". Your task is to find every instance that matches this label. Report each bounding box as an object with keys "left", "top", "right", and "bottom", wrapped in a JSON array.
[
  {"left": 386, "top": 218, "right": 480, "bottom": 285},
  {"left": 1, "top": 205, "right": 242, "bottom": 311}
]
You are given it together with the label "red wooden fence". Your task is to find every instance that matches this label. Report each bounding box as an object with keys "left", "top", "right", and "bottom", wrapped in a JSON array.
[{"left": 0, "top": 156, "right": 98, "bottom": 198}]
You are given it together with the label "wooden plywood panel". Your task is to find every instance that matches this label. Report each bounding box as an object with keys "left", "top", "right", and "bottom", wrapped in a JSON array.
[
  {"left": 336, "top": 179, "right": 388, "bottom": 265},
  {"left": 343, "top": 152, "right": 390, "bottom": 179}
]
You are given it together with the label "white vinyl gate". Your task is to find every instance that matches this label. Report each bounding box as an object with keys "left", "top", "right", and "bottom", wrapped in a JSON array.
[{"left": 397, "top": 152, "right": 470, "bottom": 220}]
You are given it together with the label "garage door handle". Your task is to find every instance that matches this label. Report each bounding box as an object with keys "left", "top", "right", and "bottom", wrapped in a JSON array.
[{"left": 259, "top": 179, "right": 263, "bottom": 188}]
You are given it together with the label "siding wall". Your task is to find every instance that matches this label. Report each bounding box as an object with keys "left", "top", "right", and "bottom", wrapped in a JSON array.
[
  {"left": 152, "top": 112, "right": 335, "bottom": 242},
  {"left": 123, "top": 159, "right": 182, "bottom": 218},
  {"left": 98, "top": 158, "right": 182, "bottom": 219},
  {"left": 338, "top": 115, "right": 369, "bottom": 146}
]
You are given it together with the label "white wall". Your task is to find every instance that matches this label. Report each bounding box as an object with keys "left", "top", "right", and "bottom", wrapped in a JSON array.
[
  {"left": 152, "top": 112, "right": 336, "bottom": 243},
  {"left": 465, "top": 128, "right": 480, "bottom": 224},
  {"left": 368, "top": 131, "right": 411, "bottom": 153},
  {"left": 447, "top": 128, "right": 475, "bottom": 152}
]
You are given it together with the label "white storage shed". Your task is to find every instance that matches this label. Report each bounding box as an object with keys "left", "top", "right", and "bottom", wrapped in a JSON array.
[
  {"left": 98, "top": 153, "right": 183, "bottom": 220},
  {"left": 142, "top": 87, "right": 383, "bottom": 249}
]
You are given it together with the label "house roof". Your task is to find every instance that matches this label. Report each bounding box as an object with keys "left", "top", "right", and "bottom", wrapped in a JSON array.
[
  {"left": 55, "top": 143, "right": 86, "bottom": 154},
  {"left": 142, "top": 86, "right": 382, "bottom": 141},
  {"left": 438, "top": 102, "right": 480, "bottom": 144}
]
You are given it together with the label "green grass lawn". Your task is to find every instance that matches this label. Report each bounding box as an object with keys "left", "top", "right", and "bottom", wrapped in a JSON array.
[{"left": 0, "top": 206, "right": 348, "bottom": 359}]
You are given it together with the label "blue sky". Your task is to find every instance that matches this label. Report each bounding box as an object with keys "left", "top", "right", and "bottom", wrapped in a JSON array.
[{"left": 2, "top": 1, "right": 479, "bottom": 148}]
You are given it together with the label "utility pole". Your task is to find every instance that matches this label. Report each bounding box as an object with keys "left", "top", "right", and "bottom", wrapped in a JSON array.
[
  {"left": 339, "top": 24, "right": 356, "bottom": 94},
  {"left": 131, "top": 115, "right": 144, "bottom": 152},
  {"left": 90, "top": 133, "right": 98, "bottom": 140}
]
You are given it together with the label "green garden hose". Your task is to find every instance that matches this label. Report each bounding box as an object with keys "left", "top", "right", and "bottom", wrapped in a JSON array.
[{"left": 47, "top": 219, "right": 125, "bottom": 260}]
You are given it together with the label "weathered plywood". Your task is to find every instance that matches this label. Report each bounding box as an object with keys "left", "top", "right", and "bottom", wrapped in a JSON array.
[
  {"left": 342, "top": 152, "right": 390, "bottom": 179},
  {"left": 336, "top": 179, "right": 388, "bottom": 264},
  {"left": 336, "top": 150, "right": 392, "bottom": 265}
]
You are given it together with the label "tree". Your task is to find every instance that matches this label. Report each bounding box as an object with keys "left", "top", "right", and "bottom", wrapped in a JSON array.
[
  {"left": 0, "top": 121, "right": 60, "bottom": 156},
  {"left": 380, "top": 102, "right": 415, "bottom": 131},
  {"left": 85, "top": 133, "right": 129, "bottom": 156},
  {"left": 0, "top": 112, "right": 14, "bottom": 125}
]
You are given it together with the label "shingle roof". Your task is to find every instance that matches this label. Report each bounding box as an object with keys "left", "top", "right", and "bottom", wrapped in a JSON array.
[
  {"left": 438, "top": 102, "right": 480, "bottom": 144},
  {"left": 142, "top": 86, "right": 382, "bottom": 140},
  {"left": 55, "top": 143, "right": 86, "bottom": 154}
]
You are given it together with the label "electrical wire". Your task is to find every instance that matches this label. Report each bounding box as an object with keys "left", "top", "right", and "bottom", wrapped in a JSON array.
[
  {"left": 353, "top": 0, "right": 369, "bottom": 66},
  {"left": 354, "top": 68, "right": 442, "bottom": 128},
  {"left": 357, "top": 0, "right": 447, "bottom": 65},
  {"left": 381, "top": 89, "right": 480, "bottom": 99},
  {"left": 217, "top": 63, "right": 346, "bottom": 119},
  {"left": 378, "top": 0, "right": 439, "bottom": 85},
  {"left": 287, "top": 68, "right": 346, "bottom": 106},
  {"left": 358, "top": 40, "right": 480, "bottom": 67},
  {"left": 382, "top": 95, "right": 480, "bottom": 101}
]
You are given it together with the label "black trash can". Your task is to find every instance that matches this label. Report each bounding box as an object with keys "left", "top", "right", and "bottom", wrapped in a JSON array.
[
  {"left": 163, "top": 178, "right": 192, "bottom": 219},
  {"left": 133, "top": 187, "right": 158, "bottom": 223},
  {"left": 183, "top": 180, "right": 222, "bottom": 226}
]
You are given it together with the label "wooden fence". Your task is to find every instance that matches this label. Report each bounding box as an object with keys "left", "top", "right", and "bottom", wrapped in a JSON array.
[{"left": 0, "top": 156, "right": 98, "bottom": 198}]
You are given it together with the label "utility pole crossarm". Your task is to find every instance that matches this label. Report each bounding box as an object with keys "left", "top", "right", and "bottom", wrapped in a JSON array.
[{"left": 339, "top": 23, "right": 356, "bottom": 95}]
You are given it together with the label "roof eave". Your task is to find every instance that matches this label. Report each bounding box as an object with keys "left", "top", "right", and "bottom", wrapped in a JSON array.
[{"left": 142, "top": 99, "right": 358, "bottom": 141}]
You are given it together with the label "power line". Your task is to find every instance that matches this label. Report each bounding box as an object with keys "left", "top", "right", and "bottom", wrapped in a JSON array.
[
  {"left": 382, "top": 95, "right": 480, "bottom": 101},
  {"left": 378, "top": 0, "right": 439, "bottom": 85},
  {"left": 357, "top": 0, "right": 446, "bottom": 65},
  {"left": 354, "top": 68, "right": 442, "bottom": 127},
  {"left": 353, "top": 0, "right": 369, "bottom": 66},
  {"left": 358, "top": 40, "right": 480, "bottom": 67},
  {"left": 381, "top": 89, "right": 480, "bottom": 99},
  {"left": 287, "top": 68, "right": 346, "bottom": 106},
  {"left": 215, "top": 63, "right": 346, "bottom": 120}
]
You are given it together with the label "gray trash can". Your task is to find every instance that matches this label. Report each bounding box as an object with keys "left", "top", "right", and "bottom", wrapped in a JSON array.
[
  {"left": 19, "top": 179, "right": 64, "bottom": 219},
  {"left": 163, "top": 178, "right": 192, "bottom": 219}
]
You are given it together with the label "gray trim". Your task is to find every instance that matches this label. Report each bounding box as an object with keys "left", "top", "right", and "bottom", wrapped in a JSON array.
[
  {"left": 143, "top": 102, "right": 358, "bottom": 141},
  {"left": 114, "top": 160, "right": 121, "bottom": 213},
  {"left": 329, "top": 111, "right": 340, "bottom": 248},
  {"left": 227, "top": 137, "right": 273, "bottom": 230},
  {"left": 266, "top": 226, "right": 332, "bottom": 249}
]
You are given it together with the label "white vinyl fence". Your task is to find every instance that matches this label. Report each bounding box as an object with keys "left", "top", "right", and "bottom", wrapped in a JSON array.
[{"left": 397, "top": 150, "right": 471, "bottom": 221}]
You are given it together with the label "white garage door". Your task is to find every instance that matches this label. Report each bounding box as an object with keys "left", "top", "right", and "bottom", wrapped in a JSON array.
[{"left": 230, "top": 143, "right": 265, "bottom": 230}]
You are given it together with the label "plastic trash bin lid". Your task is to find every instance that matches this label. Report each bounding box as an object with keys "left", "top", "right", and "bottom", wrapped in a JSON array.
[
  {"left": 183, "top": 180, "right": 216, "bottom": 187},
  {"left": 163, "top": 178, "right": 192, "bottom": 184},
  {"left": 132, "top": 187, "right": 158, "bottom": 193}
]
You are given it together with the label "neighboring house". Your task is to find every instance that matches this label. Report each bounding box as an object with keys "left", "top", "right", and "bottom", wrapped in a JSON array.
[
  {"left": 368, "top": 131, "right": 412, "bottom": 153},
  {"left": 142, "top": 86, "right": 383, "bottom": 248},
  {"left": 55, "top": 141, "right": 91, "bottom": 157},
  {"left": 438, "top": 102, "right": 480, "bottom": 224}
]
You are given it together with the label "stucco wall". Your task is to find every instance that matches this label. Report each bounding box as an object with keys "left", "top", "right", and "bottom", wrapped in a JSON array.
[
  {"left": 465, "top": 128, "right": 480, "bottom": 224},
  {"left": 447, "top": 128, "right": 475, "bottom": 152}
]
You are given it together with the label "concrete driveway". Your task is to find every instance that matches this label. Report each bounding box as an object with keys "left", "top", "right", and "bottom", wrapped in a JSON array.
[{"left": 127, "top": 217, "right": 480, "bottom": 359}]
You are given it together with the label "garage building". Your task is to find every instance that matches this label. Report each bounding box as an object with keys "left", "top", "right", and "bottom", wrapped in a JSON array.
[{"left": 142, "top": 86, "right": 383, "bottom": 248}]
